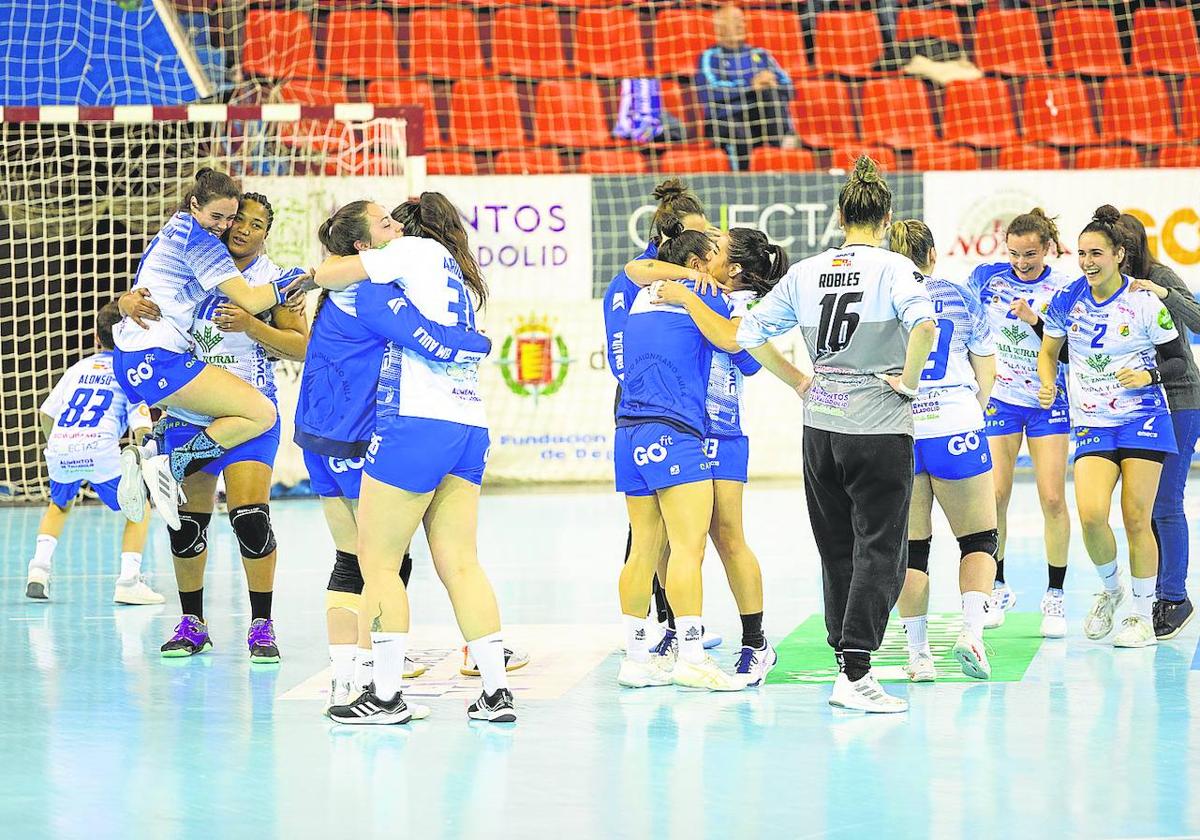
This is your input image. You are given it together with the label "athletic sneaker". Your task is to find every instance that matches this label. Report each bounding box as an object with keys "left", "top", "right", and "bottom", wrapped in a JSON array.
[
  {"left": 161, "top": 615, "right": 212, "bottom": 657},
  {"left": 1112, "top": 615, "right": 1157, "bottom": 648},
  {"left": 828, "top": 672, "right": 908, "bottom": 713},
  {"left": 702, "top": 626, "right": 722, "bottom": 649},
  {"left": 617, "top": 655, "right": 673, "bottom": 688},
  {"left": 328, "top": 678, "right": 355, "bottom": 712},
  {"left": 25, "top": 565, "right": 49, "bottom": 601},
  {"left": 1084, "top": 586, "right": 1127, "bottom": 640},
  {"left": 984, "top": 583, "right": 1016, "bottom": 629},
  {"left": 246, "top": 618, "right": 280, "bottom": 664},
  {"left": 672, "top": 655, "right": 745, "bottom": 691},
  {"left": 904, "top": 651, "right": 937, "bottom": 682},
  {"left": 1153, "top": 598, "right": 1195, "bottom": 641},
  {"left": 650, "top": 629, "right": 678, "bottom": 667},
  {"left": 404, "top": 657, "right": 426, "bottom": 679},
  {"left": 141, "top": 454, "right": 184, "bottom": 530},
  {"left": 1040, "top": 589, "right": 1067, "bottom": 638},
  {"left": 734, "top": 642, "right": 777, "bottom": 687},
  {"left": 113, "top": 575, "right": 164, "bottom": 605},
  {"left": 116, "top": 444, "right": 148, "bottom": 524},
  {"left": 460, "top": 646, "right": 530, "bottom": 676},
  {"left": 328, "top": 687, "right": 416, "bottom": 725},
  {"left": 952, "top": 631, "right": 991, "bottom": 680},
  {"left": 468, "top": 688, "right": 517, "bottom": 723}
]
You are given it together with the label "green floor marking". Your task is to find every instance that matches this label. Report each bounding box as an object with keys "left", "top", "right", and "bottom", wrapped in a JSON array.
[{"left": 765, "top": 612, "right": 1044, "bottom": 685}]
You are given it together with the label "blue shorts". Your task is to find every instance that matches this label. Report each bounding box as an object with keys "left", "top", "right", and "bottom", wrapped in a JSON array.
[
  {"left": 705, "top": 435, "right": 749, "bottom": 483},
  {"left": 303, "top": 448, "right": 366, "bottom": 499},
  {"left": 1074, "top": 415, "right": 1178, "bottom": 459},
  {"left": 914, "top": 431, "right": 992, "bottom": 480},
  {"left": 615, "top": 422, "right": 712, "bottom": 497},
  {"left": 984, "top": 398, "right": 1070, "bottom": 439},
  {"left": 164, "top": 418, "right": 281, "bottom": 475},
  {"left": 49, "top": 478, "right": 121, "bottom": 511},
  {"left": 364, "top": 417, "right": 489, "bottom": 494},
  {"left": 112, "top": 346, "right": 204, "bottom": 406}
]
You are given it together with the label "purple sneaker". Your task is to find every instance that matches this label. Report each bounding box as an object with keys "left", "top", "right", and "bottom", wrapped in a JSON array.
[
  {"left": 161, "top": 615, "right": 212, "bottom": 658},
  {"left": 247, "top": 618, "right": 280, "bottom": 664}
]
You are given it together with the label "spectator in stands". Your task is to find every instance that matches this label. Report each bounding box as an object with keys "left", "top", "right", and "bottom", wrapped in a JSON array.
[{"left": 698, "top": 3, "right": 795, "bottom": 172}]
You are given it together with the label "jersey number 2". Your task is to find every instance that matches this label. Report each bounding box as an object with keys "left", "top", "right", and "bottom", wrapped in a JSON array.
[{"left": 817, "top": 292, "right": 863, "bottom": 353}]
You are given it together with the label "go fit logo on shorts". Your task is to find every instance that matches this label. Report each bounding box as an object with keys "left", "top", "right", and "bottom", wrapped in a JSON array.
[{"left": 633, "top": 434, "right": 673, "bottom": 466}]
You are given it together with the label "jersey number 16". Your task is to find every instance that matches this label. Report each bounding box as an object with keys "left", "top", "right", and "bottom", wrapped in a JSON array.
[{"left": 817, "top": 292, "right": 862, "bottom": 353}]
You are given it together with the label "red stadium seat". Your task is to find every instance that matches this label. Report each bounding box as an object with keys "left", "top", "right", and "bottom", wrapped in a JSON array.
[
  {"left": 1021, "top": 77, "right": 1098, "bottom": 146},
  {"left": 973, "top": 10, "right": 1047, "bottom": 75},
  {"left": 574, "top": 9, "right": 650, "bottom": 77},
  {"left": 655, "top": 144, "right": 731, "bottom": 173},
  {"left": 1052, "top": 9, "right": 1125, "bottom": 76},
  {"left": 831, "top": 145, "right": 897, "bottom": 172},
  {"left": 813, "top": 13, "right": 883, "bottom": 77},
  {"left": 323, "top": 11, "right": 401, "bottom": 79},
  {"left": 1183, "top": 76, "right": 1200, "bottom": 140},
  {"left": 427, "top": 152, "right": 478, "bottom": 175},
  {"left": 534, "top": 81, "right": 611, "bottom": 148},
  {"left": 493, "top": 149, "right": 565, "bottom": 174},
  {"left": 790, "top": 79, "right": 857, "bottom": 147},
  {"left": 911, "top": 144, "right": 980, "bottom": 171},
  {"left": 1102, "top": 77, "right": 1178, "bottom": 144},
  {"left": 896, "top": 9, "right": 962, "bottom": 44},
  {"left": 941, "top": 79, "right": 1019, "bottom": 147},
  {"left": 409, "top": 9, "right": 486, "bottom": 78},
  {"left": 449, "top": 81, "right": 528, "bottom": 150},
  {"left": 1073, "top": 146, "right": 1142, "bottom": 168},
  {"left": 493, "top": 7, "right": 569, "bottom": 79},
  {"left": 745, "top": 10, "right": 809, "bottom": 80},
  {"left": 1157, "top": 145, "right": 1200, "bottom": 167},
  {"left": 750, "top": 147, "right": 818, "bottom": 172},
  {"left": 366, "top": 80, "right": 444, "bottom": 149},
  {"left": 660, "top": 79, "right": 706, "bottom": 141},
  {"left": 998, "top": 144, "right": 1063, "bottom": 170},
  {"left": 860, "top": 78, "right": 936, "bottom": 147},
  {"left": 578, "top": 149, "right": 649, "bottom": 174},
  {"left": 1132, "top": 8, "right": 1200, "bottom": 74},
  {"left": 277, "top": 80, "right": 347, "bottom": 155},
  {"left": 242, "top": 11, "right": 320, "bottom": 79},
  {"left": 654, "top": 10, "right": 713, "bottom": 77}
]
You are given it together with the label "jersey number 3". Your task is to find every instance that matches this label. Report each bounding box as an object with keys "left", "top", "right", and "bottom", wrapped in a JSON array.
[{"left": 817, "top": 292, "right": 862, "bottom": 353}]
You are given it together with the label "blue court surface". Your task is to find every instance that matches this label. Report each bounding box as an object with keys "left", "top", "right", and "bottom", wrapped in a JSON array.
[{"left": 3, "top": 477, "right": 1199, "bottom": 839}]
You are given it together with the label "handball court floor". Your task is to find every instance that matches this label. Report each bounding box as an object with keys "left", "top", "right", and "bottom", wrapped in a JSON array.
[{"left": 2, "top": 476, "right": 1199, "bottom": 840}]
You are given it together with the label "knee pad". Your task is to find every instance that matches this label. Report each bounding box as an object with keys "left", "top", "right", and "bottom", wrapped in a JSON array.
[
  {"left": 229, "top": 504, "right": 276, "bottom": 560},
  {"left": 327, "top": 549, "right": 365, "bottom": 595},
  {"left": 325, "top": 590, "right": 361, "bottom": 614},
  {"left": 907, "top": 537, "right": 931, "bottom": 574},
  {"left": 169, "top": 511, "right": 211, "bottom": 559},
  {"left": 958, "top": 529, "right": 999, "bottom": 560}
]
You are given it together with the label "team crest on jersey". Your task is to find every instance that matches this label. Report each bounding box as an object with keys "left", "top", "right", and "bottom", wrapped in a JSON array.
[
  {"left": 1001, "top": 325, "right": 1026, "bottom": 345},
  {"left": 1085, "top": 354, "right": 1112, "bottom": 373},
  {"left": 1158, "top": 308, "right": 1175, "bottom": 331},
  {"left": 497, "top": 314, "right": 572, "bottom": 399},
  {"left": 1119, "top": 324, "right": 1131, "bottom": 337},
  {"left": 986, "top": 404, "right": 998, "bottom": 416},
  {"left": 194, "top": 324, "right": 223, "bottom": 354}
]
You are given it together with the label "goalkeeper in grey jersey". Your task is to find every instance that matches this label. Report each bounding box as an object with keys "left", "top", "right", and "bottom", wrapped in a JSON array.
[{"left": 736, "top": 156, "right": 936, "bottom": 713}]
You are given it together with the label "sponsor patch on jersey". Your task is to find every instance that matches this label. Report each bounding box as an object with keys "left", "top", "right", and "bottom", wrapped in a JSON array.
[{"left": 1159, "top": 308, "right": 1175, "bottom": 331}]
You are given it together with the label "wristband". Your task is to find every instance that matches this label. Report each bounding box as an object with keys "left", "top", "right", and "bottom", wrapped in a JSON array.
[{"left": 1148, "top": 368, "right": 1163, "bottom": 385}]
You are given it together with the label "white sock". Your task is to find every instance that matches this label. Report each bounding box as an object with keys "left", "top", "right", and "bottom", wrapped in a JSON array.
[
  {"left": 677, "top": 615, "right": 705, "bottom": 664},
  {"left": 962, "top": 591, "right": 989, "bottom": 638},
  {"left": 329, "top": 644, "right": 356, "bottom": 685},
  {"left": 118, "top": 552, "right": 142, "bottom": 582},
  {"left": 623, "top": 614, "right": 649, "bottom": 663},
  {"left": 31, "top": 534, "right": 57, "bottom": 571},
  {"left": 353, "top": 647, "right": 374, "bottom": 693},
  {"left": 902, "top": 615, "right": 930, "bottom": 655},
  {"left": 468, "top": 631, "right": 510, "bottom": 695},
  {"left": 1131, "top": 575, "right": 1156, "bottom": 619},
  {"left": 369, "top": 632, "right": 407, "bottom": 700},
  {"left": 1095, "top": 559, "right": 1120, "bottom": 592}
]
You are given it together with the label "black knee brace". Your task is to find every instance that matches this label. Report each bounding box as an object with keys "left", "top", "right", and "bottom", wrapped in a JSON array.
[
  {"left": 169, "top": 511, "right": 211, "bottom": 559},
  {"left": 907, "top": 537, "right": 931, "bottom": 574},
  {"left": 327, "top": 549, "right": 364, "bottom": 594},
  {"left": 958, "top": 528, "right": 999, "bottom": 560},
  {"left": 229, "top": 504, "right": 276, "bottom": 560}
]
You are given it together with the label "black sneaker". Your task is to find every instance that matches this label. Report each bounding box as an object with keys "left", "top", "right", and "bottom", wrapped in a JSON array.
[
  {"left": 328, "top": 685, "right": 414, "bottom": 725},
  {"left": 467, "top": 688, "right": 517, "bottom": 723},
  {"left": 1153, "top": 597, "right": 1194, "bottom": 640}
]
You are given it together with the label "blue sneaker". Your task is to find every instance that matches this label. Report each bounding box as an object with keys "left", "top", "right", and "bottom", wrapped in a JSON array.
[
  {"left": 734, "top": 642, "right": 777, "bottom": 687},
  {"left": 161, "top": 615, "right": 212, "bottom": 658},
  {"left": 702, "top": 626, "right": 722, "bottom": 649},
  {"left": 650, "top": 628, "right": 678, "bottom": 665}
]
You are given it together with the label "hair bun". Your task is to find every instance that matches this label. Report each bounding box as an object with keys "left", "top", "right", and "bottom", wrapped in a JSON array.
[
  {"left": 652, "top": 178, "right": 686, "bottom": 203},
  {"left": 851, "top": 155, "right": 881, "bottom": 185},
  {"left": 1093, "top": 204, "right": 1121, "bottom": 226}
]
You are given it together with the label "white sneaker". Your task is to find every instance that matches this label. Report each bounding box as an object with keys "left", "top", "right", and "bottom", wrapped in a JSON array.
[
  {"left": 327, "top": 678, "right": 355, "bottom": 713},
  {"left": 460, "top": 646, "right": 530, "bottom": 676},
  {"left": 141, "top": 454, "right": 183, "bottom": 530},
  {"left": 113, "top": 575, "right": 165, "bottom": 605},
  {"left": 1112, "top": 614, "right": 1157, "bottom": 648},
  {"left": 403, "top": 657, "right": 426, "bottom": 679},
  {"left": 1084, "top": 586, "right": 1127, "bottom": 640},
  {"left": 904, "top": 651, "right": 937, "bottom": 682},
  {"left": 617, "top": 655, "right": 673, "bottom": 688},
  {"left": 952, "top": 631, "right": 991, "bottom": 680},
  {"left": 1040, "top": 590, "right": 1067, "bottom": 638},
  {"left": 672, "top": 655, "right": 745, "bottom": 691},
  {"left": 828, "top": 672, "right": 908, "bottom": 713},
  {"left": 116, "top": 444, "right": 148, "bottom": 524},
  {"left": 984, "top": 583, "right": 1016, "bottom": 629},
  {"left": 701, "top": 626, "right": 722, "bottom": 649},
  {"left": 25, "top": 565, "right": 50, "bottom": 601},
  {"left": 733, "top": 642, "right": 777, "bottom": 687}
]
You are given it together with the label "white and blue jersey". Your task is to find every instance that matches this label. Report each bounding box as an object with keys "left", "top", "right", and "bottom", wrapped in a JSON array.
[
  {"left": 705, "top": 290, "right": 762, "bottom": 439},
  {"left": 603, "top": 242, "right": 657, "bottom": 383}
]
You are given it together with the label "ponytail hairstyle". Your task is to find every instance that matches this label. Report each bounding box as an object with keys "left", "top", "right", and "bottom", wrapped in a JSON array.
[
  {"left": 180, "top": 167, "right": 240, "bottom": 214},
  {"left": 888, "top": 219, "right": 936, "bottom": 273},
  {"left": 726, "top": 228, "right": 788, "bottom": 297},
  {"left": 649, "top": 178, "right": 705, "bottom": 245},
  {"left": 1080, "top": 204, "right": 1128, "bottom": 253},
  {"left": 404, "top": 191, "right": 488, "bottom": 309},
  {"left": 240, "top": 191, "right": 275, "bottom": 232},
  {"left": 318, "top": 200, "right": 372, "bottom": 257},
  {"left": 390, "top": 199, "right": 421, "bottom": 236},
  {"left": 658, "top": 229, "right": 716, "bottom": 272},
  {"left": 96, "top": 300, "right": 122, "bottom": 351},
  {"left": 837, "top": 155, "right": 892, "bottom": 230},
  {"left": 1114, "top": 212, "right": 1161, "bottom": 278},
  {"left": 1006, "top": 207, "right": 1064, "bottom": 255}
]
